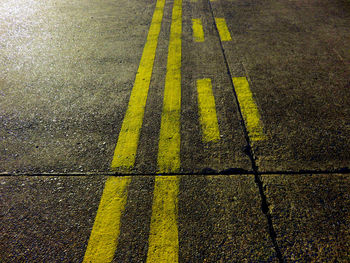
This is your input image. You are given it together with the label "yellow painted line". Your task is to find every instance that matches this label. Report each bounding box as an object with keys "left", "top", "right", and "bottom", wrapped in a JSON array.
[
  {"left": 146, "top": 176, "right": 180, "bottom": 263},
  {"left": 196, "top": 78, "right": 220, "bottom": 142},
  {"left": 83, "top": 176, "right": 131, "bottom": 263},
  {"left": 147, "top": 0, "right": 182, "bottom": 262},
  {"left": 157, "top": 0, "right": 182, "bottom": 173},
  {"left": 192, "top": 19, "right": 204, "bottom": 42},
  {"left": 111, "top": 0, "right": 166, "bottom": 172},
  {"left": 84, "top": 1, "right": 166, "bottom": 262},
  {"left": 215, "top": 18, "right": 232, "bottom": 41},
  {"left": 232, "top": 77, "right": 266, "bottom": 141}
]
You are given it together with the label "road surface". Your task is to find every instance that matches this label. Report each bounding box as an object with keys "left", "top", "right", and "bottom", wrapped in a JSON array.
[{"left": 1, "top": 0, "right": 350, "bottom": 261}]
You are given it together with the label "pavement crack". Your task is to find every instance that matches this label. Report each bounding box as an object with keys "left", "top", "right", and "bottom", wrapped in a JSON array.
[{"left": 206, "top": 1, "right": 284, "bottom": 261}]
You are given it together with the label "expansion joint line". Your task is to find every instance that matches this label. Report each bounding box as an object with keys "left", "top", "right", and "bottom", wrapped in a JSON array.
[{"left": 207, "top": 1, "right": 284, "bottom": 262}]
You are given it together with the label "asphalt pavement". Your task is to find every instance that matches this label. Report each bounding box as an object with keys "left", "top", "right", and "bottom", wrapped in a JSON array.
[{"left": 1, "top": 0, "right": 349, "bottom": 261}]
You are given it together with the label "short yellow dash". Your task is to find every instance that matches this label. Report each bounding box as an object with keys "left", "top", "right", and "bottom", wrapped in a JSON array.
[
  {"left": 192, "top": 19, "right": 204, "bottom": 42},
  {"left": 197, "top": 78, "right": 220, "bottom": 142},
  {"left": 147, "top": 176, "right": 180, "bottom": 263},
  {"left": 83, "top": 176, "right": 131, "bottom": 263},
  {"left": 215, "top": 18, "right": 232, "bottom": 41},
  {"left": 111, "top": 0, "right": 166, "bottom": 172},
  {"left": 147, "top": 0, "right": 182, "bottom": 262},
  {"left": 232, "top": 77, "right": 266, "bottom": 141}
]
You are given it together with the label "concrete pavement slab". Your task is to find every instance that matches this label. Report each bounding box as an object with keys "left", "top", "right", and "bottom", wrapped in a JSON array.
[
  {"left": 263, "top": 174, "right": 350, "bottom": 261},
  {"left": 0, "top": 0, "right": 155, "bottom": 173},
  {"left": 179, "top": 174, "right": 277, "bottom": 262},
  {"left": 214, "top": 0, "right": 350, "bottom": 171},
  {"left": 0, "top": 176, "right": 105, "bottom": 262}
]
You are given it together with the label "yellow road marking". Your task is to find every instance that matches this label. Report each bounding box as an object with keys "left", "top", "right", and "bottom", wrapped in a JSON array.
[
  {"left": 192, "top": 18, "right": 205, "bottom": 42},
  {"left": 84, "top": 1, "right": 166, "bottom": 261},
  {"left": 147, "top": 176, "right": 180, "bottom": 263},
  {"left": 197, "top": 78, "right": 220, "bottom": 142},
  {"left": 215, "top": 18, "right": 232, "bottom": 41},
  {"left": 83, "top": 176, "right": 131, "bottom": 263},
  {"left": 111, "top": 0, "right": 166, "bottom": 172},
  {"left": 157, "top": 0, "right": 182, "bottom": 173},
  {"left": 147, "top": 0, "right": 182, "bottom": 262},
  {"left": 232, "top": 77, "right": 266, "bottom": 141}
]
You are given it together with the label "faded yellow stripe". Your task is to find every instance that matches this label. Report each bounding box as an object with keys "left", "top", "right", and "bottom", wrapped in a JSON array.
[
  {"left": 111, "top": 0, "right": 166, "bottom": 172},
  {"left": 192, "top": 18, "right": 204, "bottom": 42},
  {"left": 147, "top": 0, "right": 182, "bottom": 262},
  {"left": 157, "top": 0, "right": 182, "bottom": 173},
  {"left": 215, "top": 18, "right": 232, "bottom": 41},
  {"left": 197, "top": 78, "right": 220, "bottom": 142},
  {"left": 83, "top": 176, "right": 131, "bottom": 263},
  {"left": 232, "top": 77, "right": 266, "bottom": 141},
  {"left": 147, "top": 176, "right": 180, "bottom": 263}
]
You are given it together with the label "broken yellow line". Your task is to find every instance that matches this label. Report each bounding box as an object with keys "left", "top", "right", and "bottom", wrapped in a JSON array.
[
  {"left": 215, "top": 18, "right": 232, "bottom": 42},
  {"left": 197, "top": 78, "right": 220, "bottom": 142},
  {"left": 232, "top": 77, "right": 266, "bottom": 141},
  {"left": 192, "top": 18, "right": 205, "bottom": 42}
]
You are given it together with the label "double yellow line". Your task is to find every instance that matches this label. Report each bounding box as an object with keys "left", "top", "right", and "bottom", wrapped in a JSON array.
[
  {"left": 84, "top": 0, "right": 266, "bottom": 261},
  {"left": 83, "top": 0, "right": 181, "bottom": 261}
]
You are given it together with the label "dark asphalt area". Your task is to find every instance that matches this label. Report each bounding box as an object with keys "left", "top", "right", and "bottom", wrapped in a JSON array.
[{"left": 1, "top": 0, "right": 350, "bottom": 261}]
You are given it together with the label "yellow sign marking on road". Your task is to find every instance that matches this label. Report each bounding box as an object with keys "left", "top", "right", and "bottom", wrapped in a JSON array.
[
  {"left": 147, "top": 0, "right": 182, "bottom": 262},
  {"left": 111, "top": 0, "right": 166, "bottom": 172},
  {"left": 192, "top": 18, "right": 205, "bottom": 42},
  {"left": 232, "top": 77, "right": 266, "bottom": 141},
  {"left": 84, "top": 0, "right": 166, "bottom": 261},
  {"left": 197, "top": 78, "right": 220, "bottom": 142},
  {"left": 215, "top": 18, "right": 232, "bottom": 41}
]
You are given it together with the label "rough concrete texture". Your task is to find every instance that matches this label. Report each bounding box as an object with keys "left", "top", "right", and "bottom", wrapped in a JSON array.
[
  {"left": 263, "top": 174, "right": 350, "bottom": 261},
  {"left": 216, "top": 0, "right": 350, "bottom": 171},
  {"left": 0, "top": 176, "right": 105, "bottom": 262}
]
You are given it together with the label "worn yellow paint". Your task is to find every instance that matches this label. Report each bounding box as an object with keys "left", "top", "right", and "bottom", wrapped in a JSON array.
[
  {"left": 146, "top": 176, "right": 180, "bottom": 263},
  {"left": 157, "top": 0, "right": 182, "bottom": 173},
  {"left": 215, "top": 18, "right": 232, "bottom": 41},
  {"left": 192, "top": 18, "right": 204, "bottom": 42},
  {"left": 83, "top": 176, "right": 131, "bottom": 263},
  {"left": 232, "top": 77, "right": 266, "bottom": 141},
  {"left": 111, "top": 0, "right": 166, "bottom": 172},
  {"left": 147, "top": 0, "right": 182, "bottom": 262},
  {"left": 197, "top": 78, "right": 220, "bottom": 142}
]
